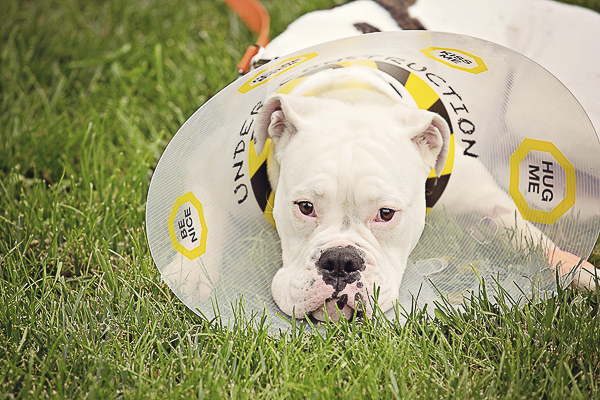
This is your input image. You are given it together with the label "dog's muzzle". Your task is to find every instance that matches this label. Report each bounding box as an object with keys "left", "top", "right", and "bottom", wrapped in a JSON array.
[{"left": 311, "top": 245, "right": 367, "bottom": 321}]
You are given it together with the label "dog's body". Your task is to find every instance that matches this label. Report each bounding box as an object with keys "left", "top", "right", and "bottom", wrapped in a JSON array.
[
  {"left": 260, "top": 0, "right": 600, "bottom": 136},
  {"left": 251, "top": 0, "right": 600, "bottom": 321}
]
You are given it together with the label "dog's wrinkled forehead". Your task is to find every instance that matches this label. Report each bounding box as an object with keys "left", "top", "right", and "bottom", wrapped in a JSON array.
[
  {"left": 254, "top": 94, "right": 450, "bottom": 219},
  {"left": 255, "top": 92, "right": 451, "bottom": 177}
]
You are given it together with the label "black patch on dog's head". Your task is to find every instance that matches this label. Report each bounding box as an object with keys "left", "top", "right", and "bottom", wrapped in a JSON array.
[
  {"left": 373, "top": 0, "right": 426, "bottom": 30},
  {"left": 354, "top": 22, "right": 382, "bottom": 34}
]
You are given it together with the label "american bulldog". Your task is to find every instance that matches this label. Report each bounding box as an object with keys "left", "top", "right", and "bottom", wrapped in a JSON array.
[
  {"left": 254, "top": 66, "right": 450, "bottom": 320},
  {"left": 250, "top": 0, "right": 600, "bottom": 321}
]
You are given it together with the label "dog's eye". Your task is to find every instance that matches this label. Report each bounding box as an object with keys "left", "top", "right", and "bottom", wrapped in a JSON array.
[
  {"left": 296, "top": 201, "right": 315, "bottom": 216},
  {"left": 377, "top": 208, "right": 395, "bottom": 222}
]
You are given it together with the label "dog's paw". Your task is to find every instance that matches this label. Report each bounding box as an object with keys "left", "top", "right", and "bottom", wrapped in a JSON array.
[{"left": 547, "top": 248, "right": 599, "bottom": 291}]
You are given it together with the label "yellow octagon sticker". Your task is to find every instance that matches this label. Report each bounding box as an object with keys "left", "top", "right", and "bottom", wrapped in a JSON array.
[
  {"left": 238, "top": 52, "right": 319, "bottom": 94},
  {"left": 421, "top": 47, "right": 488, "bottom": 74},
  {"left": 168, "top": 192, "right": 208, "bottom": 260},
  {"left": 509, "top": 139, "right": 576, "bottom": 225}
]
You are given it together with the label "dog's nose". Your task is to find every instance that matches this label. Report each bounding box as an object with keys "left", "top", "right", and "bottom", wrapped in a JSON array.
[{"left": 316, "top": 246, "right": 364, "bottom": 277}]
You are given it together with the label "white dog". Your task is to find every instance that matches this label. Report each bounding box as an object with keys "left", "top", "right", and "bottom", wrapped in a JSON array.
[
  {"left": 250, "top": 0, "right": 600, "bottom": 321},
  {"left": 254, "top": 67, "right": 451, "bottom": 320}
]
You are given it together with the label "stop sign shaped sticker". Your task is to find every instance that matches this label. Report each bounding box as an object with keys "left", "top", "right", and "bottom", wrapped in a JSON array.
[{"left": 168, "top": 192, "right": 208, "bottom": 260}]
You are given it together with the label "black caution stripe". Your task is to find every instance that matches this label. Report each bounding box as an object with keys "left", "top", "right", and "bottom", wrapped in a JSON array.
[
  {"left": 375, "top": 61, "right": 410, "bottom": 86},
  {"left": 428, "top": 97, "right": 453, "bottom": 135},
  {"left": 250, "top": 161, "right": 272, "bottom": 211},
  {"left": 426, "top": 174, "right": 451, "bottom": 209}
]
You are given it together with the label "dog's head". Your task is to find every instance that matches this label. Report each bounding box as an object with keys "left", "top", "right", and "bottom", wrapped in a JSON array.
[{"left": 254, "top": 93, "right": 450, "bottom": 321}]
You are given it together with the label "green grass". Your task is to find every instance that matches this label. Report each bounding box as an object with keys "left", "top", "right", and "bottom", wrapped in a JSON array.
[{"left": 1, "top": 0, "right": 600, "bottom": 398}]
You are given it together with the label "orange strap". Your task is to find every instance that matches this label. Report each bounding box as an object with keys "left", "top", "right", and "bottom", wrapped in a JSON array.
[{"left": 223, "top": 0, "right": 270, "bottom": 74}]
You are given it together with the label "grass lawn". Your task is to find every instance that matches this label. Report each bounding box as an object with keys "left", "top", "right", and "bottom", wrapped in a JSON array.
[{"left": 2, "top": 0, "right": 600, "bottom": 398}]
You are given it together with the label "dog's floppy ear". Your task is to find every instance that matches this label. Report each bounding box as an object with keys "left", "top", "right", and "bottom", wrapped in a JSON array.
[
  {"left": 254, "top": 94, "right": 310, "bottom": 155},
  {"left": 401, "top": 107, "right": 451, "bottom": 176}
]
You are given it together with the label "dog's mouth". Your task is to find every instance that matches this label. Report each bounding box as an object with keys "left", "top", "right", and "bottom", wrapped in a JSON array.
[{"left": 310, "top": 293, "right": 366, "bottom": 322}]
